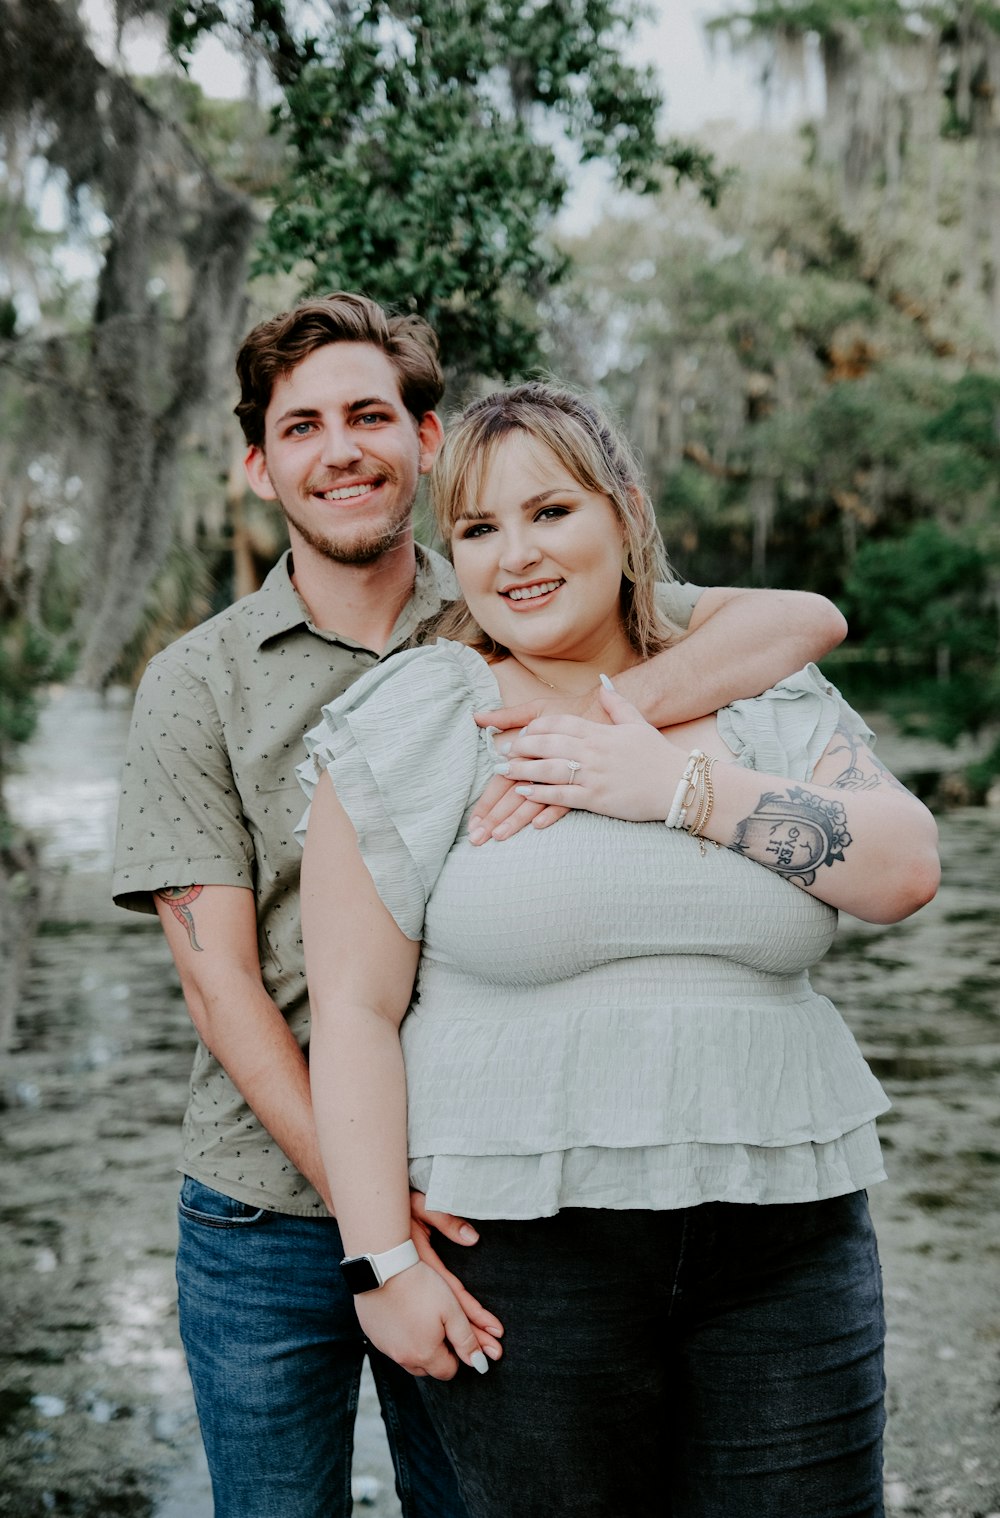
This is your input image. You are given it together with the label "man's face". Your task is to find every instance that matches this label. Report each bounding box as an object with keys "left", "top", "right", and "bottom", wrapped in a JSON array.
[{"left": 244, "top": 342, "right": 443, "bottom": 567}]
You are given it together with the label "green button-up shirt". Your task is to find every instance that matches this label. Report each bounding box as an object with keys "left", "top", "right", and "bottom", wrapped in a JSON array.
[{"left": 113, "top": 547, "right": 700, "bottom": 1213}]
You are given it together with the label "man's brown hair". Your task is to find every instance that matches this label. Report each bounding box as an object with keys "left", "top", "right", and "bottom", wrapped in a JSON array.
[{"left": 235, "top": 292, "right": 445, "bottom": 447}]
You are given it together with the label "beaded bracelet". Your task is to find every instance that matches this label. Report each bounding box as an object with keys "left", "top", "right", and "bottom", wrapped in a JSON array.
[
  {"left": 665, "top": 749, "right": 708, "bottom": 830},
  {"left": 666, "top": 750, "right": 718, "bottom": 855}
]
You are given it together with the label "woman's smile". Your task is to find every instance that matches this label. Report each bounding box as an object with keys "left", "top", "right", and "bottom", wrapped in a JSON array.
[{"left": 498, "top": 577, "right": 565, "bottom": 606}]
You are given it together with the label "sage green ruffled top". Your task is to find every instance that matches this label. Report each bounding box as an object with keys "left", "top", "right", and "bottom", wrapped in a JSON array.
[{"left": 296, "top": 640, "right": 889, "bottom": 1220}]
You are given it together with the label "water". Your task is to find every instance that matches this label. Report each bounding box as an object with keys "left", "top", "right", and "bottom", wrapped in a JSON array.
[
  {"left": 1, "top": 687, "right": 998, "bottom": 1516},
  {"left": 1, "top": 689, "right": 399, "bottom": 1517}
]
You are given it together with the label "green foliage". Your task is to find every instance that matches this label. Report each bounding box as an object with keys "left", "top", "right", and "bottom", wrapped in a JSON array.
[
  {"left": 0, "top": 620, "right": 73, "bottom": 780},
  {"left": 842, "top": 524, "right": 998, "bottom": 743},
  {"left": 845, "top": 521, "right": 990, "bottom": 653},
  {"left": 134, "top": 74, "right": 282, "bottom": 193},
  {"left": 923, "top": 374, "right": 1000, "bottom": 465},
  {"left": 553, "top": 131, "right": 1000, "bottom": 779},
  {"left": 707, "top": 0, "right": 915, "bottom": 44},
  {"left": 168, "top": 0, "right": 725, "bottom": 377}
]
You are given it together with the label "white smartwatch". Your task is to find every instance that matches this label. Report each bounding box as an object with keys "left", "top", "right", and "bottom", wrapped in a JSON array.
[{"left": 340, "top": 1239, "right": 420, "bottom": 1294}]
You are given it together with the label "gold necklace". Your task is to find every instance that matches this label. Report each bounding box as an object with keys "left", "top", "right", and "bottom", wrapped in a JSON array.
[{"left": 508, "top": 654, "right": 593, "bottom": 697}]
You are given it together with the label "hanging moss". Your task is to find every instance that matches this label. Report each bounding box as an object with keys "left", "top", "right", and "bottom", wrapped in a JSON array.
[{"left": 0, "top": 0, "right": 257, "bottom": 687}]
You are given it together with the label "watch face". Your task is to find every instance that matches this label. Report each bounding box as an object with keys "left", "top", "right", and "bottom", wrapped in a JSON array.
[{"left": 341, "top": 1255, "right": 381, "bottom": 1294}]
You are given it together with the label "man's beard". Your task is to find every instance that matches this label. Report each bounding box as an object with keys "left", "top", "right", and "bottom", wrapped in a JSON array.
[{"left": 282, "top": 493, "right": 414, "bottom": 567}]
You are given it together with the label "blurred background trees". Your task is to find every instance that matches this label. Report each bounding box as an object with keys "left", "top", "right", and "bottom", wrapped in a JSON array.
[{"left": 0, "top": 0, "right": 998, "bottom": 801}]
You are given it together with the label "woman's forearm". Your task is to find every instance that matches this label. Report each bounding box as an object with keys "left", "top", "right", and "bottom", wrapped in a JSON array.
[
  {"left": 496, "top": 694, "right": 940, "bottom": 924},
  {"left": 309, "top": 1000, "right": 413, "bottom": 1256},
  {"left": 693, "top": 761, "right": 940, "bottom": 923},
  {"left": 301, "top": 771, "right": 421, "bottom": 1251}
]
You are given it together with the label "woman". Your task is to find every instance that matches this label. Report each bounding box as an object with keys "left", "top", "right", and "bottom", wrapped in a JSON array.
[{"left": 297, "top": 383, "right": 939, "bottom": 1518}]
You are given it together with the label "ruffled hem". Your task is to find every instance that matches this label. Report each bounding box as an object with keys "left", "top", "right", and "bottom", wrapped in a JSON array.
[
  {"left": 401, "top": 979, "right": 890, "bottom": 1156},
  {"left": 409, "top": 1124, "right": 887, "bottom": 1220}
]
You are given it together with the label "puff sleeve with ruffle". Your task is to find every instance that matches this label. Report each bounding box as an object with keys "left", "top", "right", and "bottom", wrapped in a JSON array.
[
  {"left": 295, "top": 640, "right": 503, "bottom": 941},
  {"left": 716, "top": 663, "right": 875, "bottom": 780}
]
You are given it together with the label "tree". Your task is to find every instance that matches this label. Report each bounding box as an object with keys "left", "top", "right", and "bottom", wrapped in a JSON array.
[
  {"left": 169, "top": 0, "right": 726, "bottom": 379},
  {"left": 842, "top": 520, "right": 1000, "bottom": 748},
  {"left": 547, "top": 122, "right": 1000, "bottom": 778},
  {"left": 0, "top": 0, "right": 257, "bottom": 692},
  {"left": 709, "top": 1, "right": 1000, "bottom": 348}
]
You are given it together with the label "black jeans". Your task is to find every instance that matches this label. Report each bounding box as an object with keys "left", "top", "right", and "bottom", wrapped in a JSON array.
[{"left": 420, "top": 1193, "right": 885, "bottom": 1518}]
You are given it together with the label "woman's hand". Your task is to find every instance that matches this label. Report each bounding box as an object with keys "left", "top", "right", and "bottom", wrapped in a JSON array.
[
  {"left": 355, "top": 1262, "right": 492, "bottom": 1381},
  {"left": 497, "top": 683, "right": 683, "bottom": 822}
]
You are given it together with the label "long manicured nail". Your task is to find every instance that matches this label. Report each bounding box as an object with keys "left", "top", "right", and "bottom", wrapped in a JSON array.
[
  {"left": 495, "top": 761, "right": 510, "bottom": 776},
  {"left": 470, "top": 1351, "right": 489, "bottom": 1375},
  {"left": 459, "top": 1224, "right": 479, "bottom": 1243},
  {"left": 496, "top": 739, "right": 512, "bottom": 756},
  {"left": 514, "top": 786, "right": 531, "bottom": 797},
  {"left": 468, "top": 824, "right": 486, "bottom": 844},
  {"left": 599, "top": 673, "right": 617, "bottom": 691}
]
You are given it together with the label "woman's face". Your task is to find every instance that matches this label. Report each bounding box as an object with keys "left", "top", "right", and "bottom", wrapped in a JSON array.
[{"left": 450, "top": 431, "right": 630, "bottom": 665}]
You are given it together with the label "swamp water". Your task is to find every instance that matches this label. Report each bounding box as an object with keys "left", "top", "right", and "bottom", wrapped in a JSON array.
[{"left": 1, "top": 687, "right": 998, "bottom": 1517}]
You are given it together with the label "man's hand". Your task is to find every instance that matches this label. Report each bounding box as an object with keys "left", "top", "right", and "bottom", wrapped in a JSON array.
[
  {"left": 409, "top": 1192, "right": 503, "bottom": 1362},
  {"left": 469, "top": 691, "right": 603, "bottom": 843}
]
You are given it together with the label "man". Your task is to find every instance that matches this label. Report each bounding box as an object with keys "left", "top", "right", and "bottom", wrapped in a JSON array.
[{"left": 113, "top": 291, "right": 846, "bottom": 1518}]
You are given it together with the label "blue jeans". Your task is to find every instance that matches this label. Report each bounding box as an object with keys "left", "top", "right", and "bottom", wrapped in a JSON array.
[
  {"left": 176, "top": 1176, "right": 467, "bottom": 1518},
  {"left": 420, "top": 1193, "right": 886, "bottom": 1518}
]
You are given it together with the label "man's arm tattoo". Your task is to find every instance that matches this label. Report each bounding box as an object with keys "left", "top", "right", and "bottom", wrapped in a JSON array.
[
  {"left": 824, "top": 723, "right": 909, "bottom": 794},
  {"left": 731, "top": 788, "right": 853, "bottom": 887},
  {"left": 155, "top": 885, "right": 205, "bottom": 951}
]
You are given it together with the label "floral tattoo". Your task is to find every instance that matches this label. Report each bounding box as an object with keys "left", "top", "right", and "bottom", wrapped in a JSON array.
[
  {"left": 825, "top": 723, "right": 909, "bottom": 794},
  {"left": 155, "top": 885, "right": 205, "bottom": 951},
  {"left": 732, "top": 788, "right": 853, "bottom": 887}
]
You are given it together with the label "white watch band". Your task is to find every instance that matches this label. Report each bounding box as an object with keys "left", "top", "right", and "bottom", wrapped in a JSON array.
[
  {"left": 370, "top": 1238, "right": 420, "bottom": 1285},
  {"left": 352, "top": 1238, "right": 420, "bottom": 1289}
]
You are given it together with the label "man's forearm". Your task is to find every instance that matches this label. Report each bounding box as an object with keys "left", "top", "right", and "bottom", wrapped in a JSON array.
[
  {"left": 154, "top": 886, "right": 332, "bottom": 1206},
  {"left": 616, "top": 589, "right": 847, "bottom": 728},
  {"left": 184, "top": 970, "right": 331, "bottom": 1207}
]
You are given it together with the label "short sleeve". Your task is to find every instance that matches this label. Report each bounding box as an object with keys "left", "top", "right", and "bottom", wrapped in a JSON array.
[
  {"left": 296, "top": 641, "right": 502, "bottom": 940},
  {"left": 655, "top": 579, "right": 702, "bottom": 631},
  {"left": 112, "top": 656, "right": 255, "bottom": 913},
  {"left": 717, "top": 663, "right": 875, "bottom": 781}
]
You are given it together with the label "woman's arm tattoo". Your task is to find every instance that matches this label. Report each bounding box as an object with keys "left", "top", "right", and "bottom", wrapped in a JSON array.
[
  {"left": 825, "top": 724, "right": 909, "bottom": 794},
  {"left": 155, "top": 885, "right": 205, "bottom": 951},
  {"left": 731, "top": 789, "right": 853, "bottom": 887}
]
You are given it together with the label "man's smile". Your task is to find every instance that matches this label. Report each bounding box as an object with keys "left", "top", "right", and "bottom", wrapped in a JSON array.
[{"left": 314, "top": 478, "right": 384, "bottom": 502}]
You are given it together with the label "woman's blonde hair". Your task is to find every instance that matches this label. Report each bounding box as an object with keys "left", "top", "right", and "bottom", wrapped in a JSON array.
[{"left": 428, "top": 381, "right": 680, "bottom": 659}]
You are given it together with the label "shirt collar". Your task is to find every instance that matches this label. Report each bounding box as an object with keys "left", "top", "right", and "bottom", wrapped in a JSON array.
[{"left": 251, "top": 546, "right": 458, "bottom": 652}]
